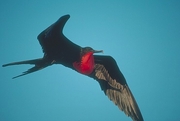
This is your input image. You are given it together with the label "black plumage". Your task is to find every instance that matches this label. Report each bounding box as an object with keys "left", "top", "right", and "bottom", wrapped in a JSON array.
[{"left": 2, "top": 14, "right": 143, "bottom": 121}]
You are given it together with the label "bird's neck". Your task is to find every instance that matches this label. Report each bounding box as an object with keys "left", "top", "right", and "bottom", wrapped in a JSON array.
[{"left": 73, "top": 52, "right": 95, "bottom": 75}]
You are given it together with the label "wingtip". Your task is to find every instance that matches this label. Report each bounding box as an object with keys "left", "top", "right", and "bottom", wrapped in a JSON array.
[
  {"left": 66, "top": 14, "right": 70, "bottom": 17},
  {"left": 61, "top": 14, "right": 70, "bottom": 20}
]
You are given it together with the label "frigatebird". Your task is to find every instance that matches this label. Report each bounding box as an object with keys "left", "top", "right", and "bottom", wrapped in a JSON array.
[{"left": 2, "top": 14, "right": 143, "bottom": 121}]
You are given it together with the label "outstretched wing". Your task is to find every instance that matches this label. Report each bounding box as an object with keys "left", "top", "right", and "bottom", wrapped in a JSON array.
[
  {"left": 37, "top": 14, "right": 80, "bottom": 55},
  {"left": 89, "top": 55, "right": 143, "bottom": 121}
]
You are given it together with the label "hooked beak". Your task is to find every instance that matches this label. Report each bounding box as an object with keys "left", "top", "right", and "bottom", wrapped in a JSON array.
[{"left": 93, "top": 49, "right": 103, "bottom": 53}]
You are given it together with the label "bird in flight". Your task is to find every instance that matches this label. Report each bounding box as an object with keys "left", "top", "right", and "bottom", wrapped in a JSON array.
[{"left": 2, "top": 14, "right": 143, "bottom": 121}]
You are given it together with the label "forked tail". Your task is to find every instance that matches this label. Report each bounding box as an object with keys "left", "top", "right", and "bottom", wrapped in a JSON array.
[
  {"left": 2, "top": 58, "right": 43, "bottom": 67},
  {"left": 2, "top": 58, "right": 50, "bottom": 79}
]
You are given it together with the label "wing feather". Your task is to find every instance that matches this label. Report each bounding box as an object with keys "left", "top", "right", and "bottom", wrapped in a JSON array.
[
  {"left": 36, "top": 14, "right": 81, "bottom": 59},
  {"left": 89, "top": 55, "right": 143, "bottom": 121},
  {"left": 37, "top": 14, "right": 72, "bottom": 54}
]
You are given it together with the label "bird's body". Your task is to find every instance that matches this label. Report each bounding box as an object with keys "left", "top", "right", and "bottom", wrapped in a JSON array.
[
  {"left": 73, "top": 51, "right": 95, "bottom": 75},
  {"left": 2, "top": 15, "right": 143, "bottom": 121}
]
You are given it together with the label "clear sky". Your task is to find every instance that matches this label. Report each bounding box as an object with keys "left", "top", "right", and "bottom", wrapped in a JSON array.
[{"left": 0, "top": 1, "right": 180, "bottom": 121}]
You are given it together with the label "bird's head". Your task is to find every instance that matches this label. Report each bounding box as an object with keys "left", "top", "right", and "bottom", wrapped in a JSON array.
[{"left": 81, "top": 47, "right": 103, "bottom": 56}]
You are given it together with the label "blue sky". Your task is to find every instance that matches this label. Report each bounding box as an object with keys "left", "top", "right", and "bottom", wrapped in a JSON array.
[{"left": 1, "top": 1, "right": 180, "bottom": 121}]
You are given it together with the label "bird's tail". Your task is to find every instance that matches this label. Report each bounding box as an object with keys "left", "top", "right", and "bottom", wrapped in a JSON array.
[
  {"left": 2, "top": 58, "right": 43, "bottom": 67},
  {"left": 2, "top": 58, "right": 50, "bottom": 79}
]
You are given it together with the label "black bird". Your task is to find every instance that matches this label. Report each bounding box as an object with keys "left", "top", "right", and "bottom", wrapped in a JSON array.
[{"left": 2, "top": 15, "right": 143, "bottom": 121}]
